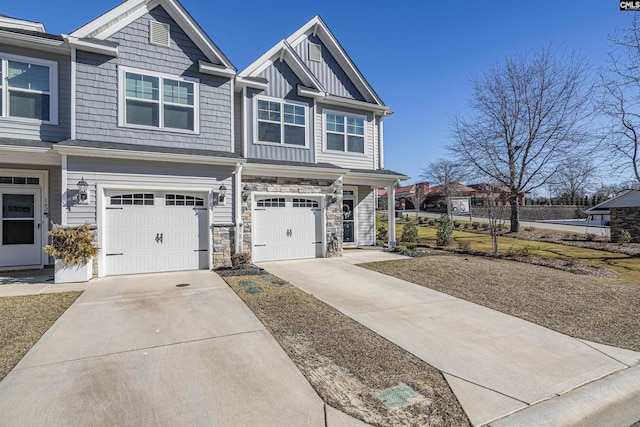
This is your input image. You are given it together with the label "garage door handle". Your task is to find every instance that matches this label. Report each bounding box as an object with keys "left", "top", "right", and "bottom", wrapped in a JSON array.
[
  {"left": 155, "top": 233, "right": 163, "bottom": 243},
  {"left": 286, "top": 229, "right": 292, "bottom": 237}
]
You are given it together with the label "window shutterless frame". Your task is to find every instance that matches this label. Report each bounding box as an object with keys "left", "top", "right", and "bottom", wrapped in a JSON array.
[
  {"left": 323, "top": 108, "right": 367, "bottom": 155},
  {"left": 254, "top": 95, "right": 309, "bottom": 148},
  {"left": 117, "top": 66, "right": 199, "bottom": 134},
  {"left": 0, "top": 53, "right": 58, "bottom": 124}
]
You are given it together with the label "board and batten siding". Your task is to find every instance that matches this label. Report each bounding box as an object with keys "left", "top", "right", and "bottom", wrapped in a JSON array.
[
  {"left": 75, "top": 6, "right": 232, "bottom": 152},
  {"left": 244, "top": 61, "right": 315, "bottom": 163},
  {"left": 357, "top": 185, "right": 375, "bottom": 246},
  {"left": 0, "top": 46, "right": 71, "bottom": 142},
  {"left": 65, "top": 157, "right": 234, "bottom": 232},
  {"left": 234, "top": 91, "right": 243, "bottom": 155},
  {"left": 293, "top": 34, "right": 365, "bottom": 101},
  {"left": 315, "top": 104, "right": 376, "bottom": 170}
]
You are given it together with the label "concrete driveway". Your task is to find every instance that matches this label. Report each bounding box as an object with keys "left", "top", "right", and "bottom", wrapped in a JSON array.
[
  {"left": 261, "top": 250, "right": 640, "bottom": 426},
  {"left": 0, "top": 270, "right": 364, "bottom": 426}
]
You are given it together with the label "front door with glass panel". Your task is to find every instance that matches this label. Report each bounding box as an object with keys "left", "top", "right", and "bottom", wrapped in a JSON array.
[
  {"left": 343, "top": 198, "right": 355, "bottom": 244},
  {"left": 0, "top": 190, "right": 41, "bottom": 268}
]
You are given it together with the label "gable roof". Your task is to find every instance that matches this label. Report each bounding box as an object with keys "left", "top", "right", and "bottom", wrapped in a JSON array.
[
  {"left": 286, "top": 15, "right": 384, "bottom": 106},
  {"left": 238, "top": 39, "right": 324, "bottom": 91},
  {"left": 585, "top": 190, "right": 640, "bottom": 214},
  {"left": 69, "top": 0, "right": 235, "bottom": 71}
]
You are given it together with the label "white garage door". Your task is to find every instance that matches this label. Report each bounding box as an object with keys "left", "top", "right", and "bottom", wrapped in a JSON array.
[
  {"left": 253, "top": 196, "right": 323, "bottom": 262},
  {"left": 105, "top": 192, "right": 208, "bottom": 276}
]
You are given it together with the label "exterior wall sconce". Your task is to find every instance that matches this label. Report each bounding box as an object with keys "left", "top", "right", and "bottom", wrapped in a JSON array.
[
  {"left": 218, "top": 184, "right": 227, "bottom": 203},
  {"left": 330, "top": 188, "right": 338, "bottom": 204},
  {"left": 242, "top": 184, "right": 250, "bottom": 202},
  {"left": 76, "top": 177, "right": 89, "bottom": 204}
]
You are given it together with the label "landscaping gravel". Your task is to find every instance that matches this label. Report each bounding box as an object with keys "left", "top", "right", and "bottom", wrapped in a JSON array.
[
  {"left": 0, "top": 292, "right": 81, "bottom": 381},
  {"left": 362, "top": 255, "right": 640, "bottom": 352},
  {"left": 225, "top": 275, "right": 469, "bottom": 427}
]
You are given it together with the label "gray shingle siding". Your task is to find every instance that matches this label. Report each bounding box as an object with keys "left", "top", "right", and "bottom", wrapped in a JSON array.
[
  {"left": 245, "top": 61, "right": 314, "bottom": 163},
  {"left": 294, "top": 34, "right": 365, "bottom": 101},
  {"left": 74, "top": 6, "right": 232, "bottom": 152},
  {"left": 0, "top": 45, "right": 71, "bottom": 142}
]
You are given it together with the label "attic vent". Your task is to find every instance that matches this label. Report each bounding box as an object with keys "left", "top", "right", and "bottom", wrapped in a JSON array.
[
  {"left": 149, "top": 21, "right": 170, "bottom": 47},
  {"left": 309, "top": 42, "right": 322, "bottom": 62}
]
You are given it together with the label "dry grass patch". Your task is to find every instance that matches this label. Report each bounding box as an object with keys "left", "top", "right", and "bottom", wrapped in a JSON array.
[
  {"left": 362, "top": 255, "right": 640, "bottom": 352},
  {"left": 225, "top": 275, "right": 469, "bottom": 427},
  {"left": 0, "top": 292, "right": 81, "bottom": 381}
]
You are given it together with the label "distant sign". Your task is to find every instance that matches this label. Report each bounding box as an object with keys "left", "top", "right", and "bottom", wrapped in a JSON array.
[
  {"left": 450, "top": 197, "right": 471, "bottom": 215},
  {"left": 621, "top": 1, "right": 640, "bottom": 10}
]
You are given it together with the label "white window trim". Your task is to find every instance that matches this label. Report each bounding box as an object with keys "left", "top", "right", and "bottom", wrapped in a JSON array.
[
  {"left": 322, "top": 108, "right": 367, "bottom": 156},
  {"left": 117, "top": 65, "right": 200, "bottom": 134},
  {"left": 253, "top": 95, "right": 309, "bottom": 149},
  {"left": 0, "top": 52, "right": 58, "bottom": 125}
]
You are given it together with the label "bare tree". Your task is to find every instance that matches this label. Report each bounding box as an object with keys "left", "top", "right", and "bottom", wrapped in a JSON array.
[
  {"left": 549, "top": 157, "right": 597, "bottom": 205},
  {"left": 421, "top": 159, "right": 467, "bottom": 203},
  {"left": 600, "top": 15, "right": 640, "bottom": 184},
  {"left": 406, "top": 182, "right": 428, "bottom": 211},
  {"left": 449, "top": 46, "right": 593, "bottom": 232}
]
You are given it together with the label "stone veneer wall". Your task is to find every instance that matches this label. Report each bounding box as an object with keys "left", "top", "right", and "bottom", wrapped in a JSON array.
[
  {"left": 610, "top": 207, "right": 640, "bottom": 243},
  {"left": 241, "top": 176, "right": 343, "bottom": 260},
  {"left": 212, "top": 225, "right": 235, "bottom": 268}
]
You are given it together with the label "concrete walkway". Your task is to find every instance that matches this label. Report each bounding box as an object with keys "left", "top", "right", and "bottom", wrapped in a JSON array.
[
  {"left": 260, "top": 251, "right": 640, "bottom": 426},
  {"left": 0, "top": 270, "right": 366, "bottom": 426}
]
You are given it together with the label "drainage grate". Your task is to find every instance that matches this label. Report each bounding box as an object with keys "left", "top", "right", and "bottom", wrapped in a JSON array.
[
  {"left": 239, "top": 281, "right": 255, "bottom": 287},
  {"left": 176, "top": 283, "right": 190, "bottom": 288},
  {"left": 263, "top": 275, "right": 278, "bottom": 281},
  {"left": 245, "top": 287, "right": 262, "bottom": 294},
  {"left": 273, "top": 281, "right": 290, "bottom": 287},
  {"left": 375, "top": 383, "right": 419, "bottom": 410}
]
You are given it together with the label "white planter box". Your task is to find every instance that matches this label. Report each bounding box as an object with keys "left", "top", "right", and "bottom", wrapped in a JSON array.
[{"left": 54, "top": 259, "right": 93, "bottom": 284}]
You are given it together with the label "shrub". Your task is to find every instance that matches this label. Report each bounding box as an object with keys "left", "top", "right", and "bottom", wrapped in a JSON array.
[
  {"left": 585, "top": 233, "right": 596, "bottom": 242},
  {"left": 418, "top": 217, "right": 425, "bottom": 224},
  {"left": 524, "top": 226, "right": 534, "bottom": 232},
  {"left": 44, "top": 224, "right": 98, "bottom": 265},
  {"left": 377, "top": 226, "right": 388, "bottom": 242},
  {"left": 457, "top": 240, "right": 471, "bottom": 251},
  {"left": 463, "top": 223, "right": 471, "bottom": 229},
  {"left": 405, "top": 243, "right": 417, "bottom": 250},
  {"left": 472, "top": 222, "right": 480, "bottom": 229},
  {"left": 436, "top": 214, "right": 453, "bottom": 246},
  {"left": 428, "top": 219, "right": 436, "bottom": 226},
  {"left": 507, "top": 245, "right": 531, "bottom": 257},
  {"left": 453, "top": 221, "right": 461, "bottom": 229},
  {"left": 393, "top": 245, "right": 409, "bottom": 254},
  {"left": 231, "top": 252, "right": 252, "bottom": 268},
  {"left": 481, "top": 223, "right": 490, "bottom": 230},
  {"left": 617, "top": 230, "right": 632, "bottom": 244},
  {"left": 400, "top": 223, "right": 419, "bottom": 243},
  {"left": 564, "top": 256, "right": 580, "bottom": 267}
]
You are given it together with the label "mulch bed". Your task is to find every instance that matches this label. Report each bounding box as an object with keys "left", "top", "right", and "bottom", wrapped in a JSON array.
[
  {"left": 0, "top": 292, "right": 82, "bottom": 381},
  {"left": 225, "top": 275, "right": 469, "bottom": 427},
  {"left": 362, "top": 255, "right": 640, "bottom": 352}
]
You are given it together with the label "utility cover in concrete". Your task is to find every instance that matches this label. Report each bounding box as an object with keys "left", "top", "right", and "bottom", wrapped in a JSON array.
[
  {"left": 239, "top": 281, "right": 254, "bottom": 287},
  {"left": 375, "top": 383, "right": 419, "bottom": 410},
  {"left": 245, "top": 287, "right": 262, "bottom": 294}
]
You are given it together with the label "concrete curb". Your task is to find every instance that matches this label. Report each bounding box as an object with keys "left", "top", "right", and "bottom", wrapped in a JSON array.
[{"left": 489, "top": 364, "right": 640, "bottom": 427}]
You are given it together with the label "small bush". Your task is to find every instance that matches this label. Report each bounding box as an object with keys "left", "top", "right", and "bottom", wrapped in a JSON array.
[
  {"left": 418, "top": 217, "right": 425, "bottom": 224},
  {"left": 436, "top": 214, "right": 453, "bottom": 246},
  {"left": 617, "top": 229, "right": 632, "bottom": 244},
  {"left": 472, "top": 222, "right": 480, "bottom": 229},
  {"left": 393, "top": 245, "right": 408, "bottom": 254},
  {"left": 406, "top": 243, "right": 417, "bottom": 250},
  {"left": 463, "top": 223, "right": 471, "bottom": 229},
  {"left": 481, "top": 223, "right": 490, "bottom": 230},
  {"left": 457, "top": 240, "right": 471, "bottom": 251},
  {"left": 231, "top": 252, "right": 251, "bottom": 268},
  {"left": 453, "top": 221, "right": 461, "bottom": 229},
  {"left": 377, "top": 226, "right": 388, "bottom": 242},
  {"left": 428, "top": 219, "right": 436, "bottom": 226},
  {"left": 564, "top": 256, "right": 580, "bottom": 267},
  {"left": 507, "top": 245, "right": 531, "bottom": 257},
  {"left": 44, "top": 224, "right": 98, "bottom": 265},
  {"left": 524, "top": 226, "right": 534, "bottom": 232},
  {"left": 400, "top": 223, "right": 419, "bottom": 243},
  {"left": 585, "top": 233, "right": 596, "bottom": 242}
]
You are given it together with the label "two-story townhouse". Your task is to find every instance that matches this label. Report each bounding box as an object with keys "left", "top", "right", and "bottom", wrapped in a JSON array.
[
  {"left": 235, "top": 16, "right": 407, "bottom": 262},
  {"left": 0, "top": 0, "right": 242, "bottom": 276}
]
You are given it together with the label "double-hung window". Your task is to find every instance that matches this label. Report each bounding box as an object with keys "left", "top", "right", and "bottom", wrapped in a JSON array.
[
  {"left": 0, "top": 54, "right": 58, "bottom": 123},
  {"left": 256, "top": 97, "right": 307, "bottom": 147},
  {"left": 325, "top": 111, "right": 365, "bottom": 154},
  {"left": 120, "top": 67, "right": 198, "bottom": 132}
]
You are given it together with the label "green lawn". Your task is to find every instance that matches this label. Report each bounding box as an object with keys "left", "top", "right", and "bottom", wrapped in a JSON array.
[{"left": 381, "top": 220, "right": 640, "bottom": 284}]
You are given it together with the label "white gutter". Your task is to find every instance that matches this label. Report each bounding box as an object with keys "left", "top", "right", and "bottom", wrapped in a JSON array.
[
  {"left": 198, "top": 60, "right": 236, "bottom": 78},
  {"left": 233, "top": 163, "right": 243, "bottom": 254}
]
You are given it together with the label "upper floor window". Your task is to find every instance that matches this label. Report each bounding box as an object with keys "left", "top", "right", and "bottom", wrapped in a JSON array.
[
  {"left": 119, "top": 66, "right": 199, "bottom": 133},
  {"left": 0, "top": 54, "right": 58, "bottom": 124},
  {"left": 325, "top": 111, "right": 365, "bottom": 154},
  {"left": 256, "top": 97, "right": 307, "bottom": 147}
]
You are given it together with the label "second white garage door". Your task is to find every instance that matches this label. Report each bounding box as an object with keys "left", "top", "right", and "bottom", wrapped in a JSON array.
[
  {"left": 105, "top": 192, "right": 209, "bottom": 276},
  {"left": 252, "top": 196, "right": 323, "bottom": 262}
]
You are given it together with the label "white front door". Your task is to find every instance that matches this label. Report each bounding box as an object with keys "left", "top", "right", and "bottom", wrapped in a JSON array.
[
  {"left": 105, "top": 192, "right": 208, "bottom": 276},
  {"left": 0, "top": 189, "right": 42, "bottom": 268},
  {"left": 253, "top": 196, "right": 323, "bottom": 262}
]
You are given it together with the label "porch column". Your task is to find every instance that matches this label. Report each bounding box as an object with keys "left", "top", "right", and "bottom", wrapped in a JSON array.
[{"left": 387, "top": 184, "right": 396, "bottom": 246}]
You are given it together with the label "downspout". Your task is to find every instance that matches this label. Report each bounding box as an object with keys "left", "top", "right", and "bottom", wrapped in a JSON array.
[
  {"left": 71, "top": 47, "right": 76, "bottom": 140},
  {"left": 233, "top": 162, "right": 243, "bottom": 254},
  {"left": 379, "top": 116, "right": 384, "bottom": 169}
]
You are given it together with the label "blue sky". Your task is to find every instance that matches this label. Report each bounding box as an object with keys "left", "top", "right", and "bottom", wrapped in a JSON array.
[{"left": 3, "top": 1, "right": 634, "bottom": 184}]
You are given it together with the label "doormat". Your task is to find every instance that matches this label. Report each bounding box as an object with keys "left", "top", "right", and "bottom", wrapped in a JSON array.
[
  {"left": 245, "top": 287, "right": 262, "bottom": 294},
  {"left": 239, "top": 281, "right": 254, "bottom": 287},
  {"left": 375, "top": 383, "right": 419, "bottom": 410}
]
